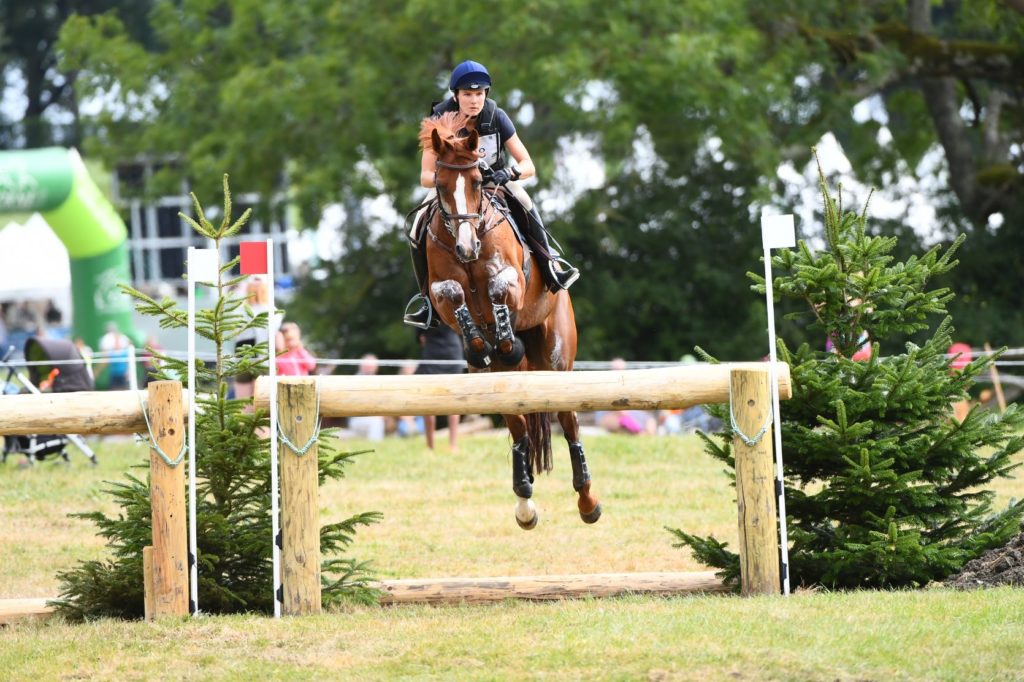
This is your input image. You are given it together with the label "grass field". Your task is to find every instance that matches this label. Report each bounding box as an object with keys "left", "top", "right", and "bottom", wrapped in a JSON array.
[{"left": 2, "top": 430, "right": 1024, "bottom": 680}]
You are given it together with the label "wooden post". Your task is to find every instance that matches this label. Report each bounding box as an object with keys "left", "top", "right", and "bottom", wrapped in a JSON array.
[
  {"left": 147, "top": 381, "right": 189, "bottom": 617},
  {"left": 278, "top": 379, "right": 321, "bottom": 615},
  {"left": 731, "top": 369, "right": 781, "bottom": 596},
  {"left": 984, "top": 343, "right": 1007, "bottom": 413},
  {"left": 142, "top": 546, "right": 155, "bottom": 621}
]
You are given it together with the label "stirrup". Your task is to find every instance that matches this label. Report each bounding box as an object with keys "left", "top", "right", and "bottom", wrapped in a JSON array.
[
  {"left": 403, "top": 294, "right": 437, "bottom": 329},
  {"left": 548, "top": 258, "right": 580, "bottom": 291}
]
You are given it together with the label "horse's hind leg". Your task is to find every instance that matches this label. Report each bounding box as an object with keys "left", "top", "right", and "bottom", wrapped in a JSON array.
[
  {"left": 504, "top": 413, "right": 538, "bottom": 530},
  {"left": 557, "top": 411, "right": 601, "bottom": 524}
]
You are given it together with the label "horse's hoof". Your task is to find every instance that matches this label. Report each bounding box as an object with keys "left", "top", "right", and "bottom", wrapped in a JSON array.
[
  {"left": 496, "top": 337, "right": 526, "bottom": 367},
  {"left": 516, "top": 512, "right": 539, "bottom": 530},
  {"left": 515, "top": 497, "right": 538, "bottom": 530},
  {"left": 465, "top": 345, "right": 493, "bottom": 369},
  {"left": 580, "top": 503, "right": 602, "bottom": 524}
]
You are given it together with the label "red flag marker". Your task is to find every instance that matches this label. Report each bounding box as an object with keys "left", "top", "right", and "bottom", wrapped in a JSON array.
[{"left": 240, "top": 241, "right": 269, "bottom": 275}]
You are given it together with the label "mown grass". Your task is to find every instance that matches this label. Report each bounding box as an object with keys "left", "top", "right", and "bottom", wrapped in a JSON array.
[{"left": 2, "top": 429, "right": 1023, "bottom": 680}]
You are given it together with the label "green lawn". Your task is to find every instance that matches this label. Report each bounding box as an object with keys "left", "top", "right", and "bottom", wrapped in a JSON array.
[{"left": 2, "top": 431, "right": 1023, "bottom": 680}]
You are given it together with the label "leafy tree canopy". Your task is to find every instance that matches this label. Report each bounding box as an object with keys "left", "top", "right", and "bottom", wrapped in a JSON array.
[{"left": 55, "top": 0, "right": 1024, "bottom": 358}]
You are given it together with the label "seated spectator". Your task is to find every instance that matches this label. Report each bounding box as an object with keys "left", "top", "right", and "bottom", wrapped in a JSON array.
[{"left": 596, "top": 357, "right": 657, "bottom": 435}]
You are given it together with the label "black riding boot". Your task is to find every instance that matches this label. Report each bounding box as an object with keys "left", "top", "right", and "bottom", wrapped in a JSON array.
[
  {"left": 403, "top": 236, "right": 440, "bottom": 329},
  {"left": 523, "top": 207, "right": 580, "bottom": 292}
]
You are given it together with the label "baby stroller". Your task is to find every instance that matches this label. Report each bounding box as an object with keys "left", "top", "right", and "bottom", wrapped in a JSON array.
[{"left": 1, "top": 338, "right": 98, "bottom": 465}]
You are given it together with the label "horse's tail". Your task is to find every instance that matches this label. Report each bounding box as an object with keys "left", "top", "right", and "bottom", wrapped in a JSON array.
[{"left": 527, "top": 412, "right": 553, "bottom": 475}]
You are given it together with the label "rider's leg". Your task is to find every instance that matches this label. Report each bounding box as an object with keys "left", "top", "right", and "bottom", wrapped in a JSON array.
[
  {"left": 506, "top": 182, "right": 579, "bottom": 292},
  {"left": 523, "top": 206, "right": 580, "bottom": 291},
  {"left": 403, "top": 197, "right": 440, "bottom": 329}
]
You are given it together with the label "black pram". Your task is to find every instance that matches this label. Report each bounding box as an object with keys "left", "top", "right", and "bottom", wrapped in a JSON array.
[{"left": 1, "top": 337, "right": 98, "bottom": 465}]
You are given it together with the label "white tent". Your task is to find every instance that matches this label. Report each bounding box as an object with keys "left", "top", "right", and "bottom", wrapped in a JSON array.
[{"left": 0, "top": 213, "right": 72, "bottom": 316}]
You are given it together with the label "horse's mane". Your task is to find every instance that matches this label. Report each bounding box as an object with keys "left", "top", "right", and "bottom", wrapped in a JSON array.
[{"left": 419, "top": 111, "right": 473, "bottom": 152}]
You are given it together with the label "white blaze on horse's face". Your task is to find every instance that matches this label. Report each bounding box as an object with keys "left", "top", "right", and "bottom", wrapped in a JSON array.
[{"left": 454, "top": 173, "right": 480, "bottom": 262}]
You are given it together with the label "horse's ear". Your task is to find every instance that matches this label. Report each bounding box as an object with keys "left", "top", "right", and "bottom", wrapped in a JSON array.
[
  {"left": 465, "top": 129, "right": 479, "bottom": 155},
  {"left": 431, "top": 129, "right": 445, "bottom": 155}
]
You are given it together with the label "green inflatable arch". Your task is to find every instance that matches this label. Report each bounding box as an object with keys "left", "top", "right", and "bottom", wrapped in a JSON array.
[{"left": 0, "top": 147, "right": 140, "bottom": 348}]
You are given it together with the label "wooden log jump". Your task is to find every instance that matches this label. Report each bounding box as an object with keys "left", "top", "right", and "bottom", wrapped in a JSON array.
[
  {"left": 254, "top": 363, "right": 791, "bottom": 416},
  {"left": 0, "top": 364, "right": 791, "bottom": 612}
]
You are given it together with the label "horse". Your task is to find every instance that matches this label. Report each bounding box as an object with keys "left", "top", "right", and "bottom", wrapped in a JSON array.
[{"left": 417, "top": 111, "right": 601, "bottom": 530}]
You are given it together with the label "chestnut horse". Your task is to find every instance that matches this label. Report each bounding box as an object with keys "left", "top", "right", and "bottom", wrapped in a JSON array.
[{"left": 417, "top": 112, "right": 600, "bottom": 529}]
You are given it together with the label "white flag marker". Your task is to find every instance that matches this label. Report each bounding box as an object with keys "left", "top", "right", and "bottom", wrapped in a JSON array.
[
  {"left": 185, "top": 246, "right": 218, "bottom": 614},
  {"left": 760, "top": 213, "right": 794, "bottom": 596}
]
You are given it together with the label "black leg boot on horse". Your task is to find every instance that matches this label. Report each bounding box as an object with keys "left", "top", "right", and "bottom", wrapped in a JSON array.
[
  {"left": 511, "top": 435, "right": 538, "bottom": 530},
  {"left": 403, "top": 230, "right": 441, "bottom": 329},
  {"left": 569, "top": 441, "right": 602, "bottom": 524},
  {"left": 522, "top": 207, "right": 580, "bottom": 292}
]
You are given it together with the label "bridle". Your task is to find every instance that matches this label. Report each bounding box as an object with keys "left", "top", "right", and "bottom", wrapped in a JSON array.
[{"left": 434, "top": 157, "right": 484, "bottom": 236}]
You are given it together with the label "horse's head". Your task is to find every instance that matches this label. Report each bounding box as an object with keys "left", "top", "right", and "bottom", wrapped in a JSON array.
[{"left": 422, "top": 113, "right": 485, "bottom": 263}]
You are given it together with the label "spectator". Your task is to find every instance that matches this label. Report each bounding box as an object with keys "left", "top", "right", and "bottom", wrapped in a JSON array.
[
  {"left": 276, "top": 322, "right": 317, "bottom": 376},
  {"left": 73, "top": 336, "right": 95, "bottom": 382},
  {"left": 394, "top": 362, "right": 425, "bottom": 438},
  {"left": 597, "top": 357, "right": 657, "bottom": 435},
  {"left": 0, "top": 302, "right": 9, "bottom": 351},
  {"left": 348, "top": 353, "right": 386, "bottom": 441},
  {"left": 233, "top": 275, "right": 278, "bottom": 400},
  {"left": 98, "top": 322, "right": 131, "bottom": 390},
  {"left": 948, "top": 342, "right": 973, "bottom": 422},
  {"left": 416, "top": 326, "right": 465, "bottom": 451}
]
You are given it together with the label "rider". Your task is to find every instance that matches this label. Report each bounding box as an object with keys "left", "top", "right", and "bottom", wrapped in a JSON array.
[{"left": 404, "top": 60, "right": 580, "bottom": 329}]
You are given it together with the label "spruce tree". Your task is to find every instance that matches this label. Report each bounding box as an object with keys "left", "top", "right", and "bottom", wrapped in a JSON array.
[
  {"left": 670, "top": 166, "right": 1024, "bottom": 589},
  {"left": 53, "top": 177, "right": 380, "bottom": 619}
]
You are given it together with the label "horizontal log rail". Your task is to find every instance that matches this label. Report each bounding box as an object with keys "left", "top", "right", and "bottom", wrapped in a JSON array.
[
  {"left": 254, "top": 363, "right": 791, "bottom": 417},
  {"left": 0, "top": 389, "right": 192, "bottom": 435}
]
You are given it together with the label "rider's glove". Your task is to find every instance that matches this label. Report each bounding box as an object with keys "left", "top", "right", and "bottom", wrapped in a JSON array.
[
  {"left": 487, "top": 164, "right": 520, "bottom": 186},
  {"left": 488, "top": 168, "right": 515, "bottom": 186}
]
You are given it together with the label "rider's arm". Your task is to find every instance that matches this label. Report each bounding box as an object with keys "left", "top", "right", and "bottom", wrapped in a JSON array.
[
  {"left": 420, "top": 149, "right": 437, "bottom": 188},
  {"left": 504, "top": 135, "right": 536, "bottom": 180}
]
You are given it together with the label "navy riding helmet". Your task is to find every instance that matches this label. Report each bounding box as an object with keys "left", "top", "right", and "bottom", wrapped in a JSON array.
[{"left": 449, "top": 60, "right": 491, "bottom": 91}]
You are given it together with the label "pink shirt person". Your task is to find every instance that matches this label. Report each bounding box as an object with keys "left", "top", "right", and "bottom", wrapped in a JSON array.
[{"left": 275, "top": 322, "right": 317, "bottom": 376}]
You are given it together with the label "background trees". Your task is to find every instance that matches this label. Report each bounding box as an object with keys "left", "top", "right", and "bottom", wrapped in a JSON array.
[{"left": 36, "top": 0, "right": 1024, "bottom": 361}]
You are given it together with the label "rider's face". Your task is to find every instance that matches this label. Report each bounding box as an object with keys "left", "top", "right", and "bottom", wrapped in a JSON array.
[{"left": 456, "top": 88, "right": 487, "bottom": 116}]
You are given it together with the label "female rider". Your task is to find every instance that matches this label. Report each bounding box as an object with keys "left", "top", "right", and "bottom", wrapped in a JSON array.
[{"left": 404, "top": 60, "right": 579, "bottom": 328}]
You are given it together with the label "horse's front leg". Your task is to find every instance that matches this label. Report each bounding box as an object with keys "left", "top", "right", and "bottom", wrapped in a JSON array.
[
  {"left": 431, "top": 280, "right": 493, "bottom": 369},
  {"left": 558, "top": 410, "right": 601, "bottom": 524},
  {"left": 487, "top": 258, "right": 526, "bottom": 367},
  {"left": 504, "top": 413, "right": 538, "bottom": 530}
]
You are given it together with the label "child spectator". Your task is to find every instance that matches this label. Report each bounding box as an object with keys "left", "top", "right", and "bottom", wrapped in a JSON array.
[{"left": 275, "top": 322, "right": 317, "bottom": 376}]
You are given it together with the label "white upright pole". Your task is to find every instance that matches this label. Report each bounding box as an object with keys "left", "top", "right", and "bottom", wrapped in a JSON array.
[
  {"left": 186, "top": 247, "right": 199, "bottom": 615},
  {"left": 267, "top": 239, "right": 281, "bottom": 618},
  {"left": 760, "top": 214, "right": 795, "bottom": 597},
  {"left": 127, "top": 345, "right": 138, "bottom": 391}
]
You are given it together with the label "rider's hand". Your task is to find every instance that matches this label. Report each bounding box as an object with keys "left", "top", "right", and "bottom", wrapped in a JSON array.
[{"left": 488, "top": 168, "right": 514, "bottom": 186}]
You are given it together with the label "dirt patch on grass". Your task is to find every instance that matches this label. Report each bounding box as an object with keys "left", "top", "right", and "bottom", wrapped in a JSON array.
[{"left": 945, "top": 524, "right": 1024, "bottom": 589}]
